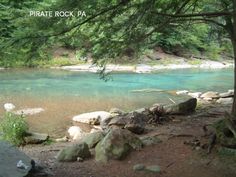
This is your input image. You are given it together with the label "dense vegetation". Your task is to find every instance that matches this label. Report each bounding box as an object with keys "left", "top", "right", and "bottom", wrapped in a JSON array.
[
  {"left": 0, "top": 113, "right": 28, "bottom": 146},
  {"left": 0, "top": 0, "right": 234, "bottom": 67}
]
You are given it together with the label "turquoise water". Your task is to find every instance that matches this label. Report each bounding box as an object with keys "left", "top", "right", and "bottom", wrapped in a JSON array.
[
  {"left": 0, "top": 68, "right": 233, "bottom": 135},
  {"left": 0, "top": 68, "right": 233, "bottom": 99}
]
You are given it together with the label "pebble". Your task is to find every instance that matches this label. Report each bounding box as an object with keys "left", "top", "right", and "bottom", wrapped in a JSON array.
[{"left": 133, "top": 164, "right": 145, "bottom": 171}]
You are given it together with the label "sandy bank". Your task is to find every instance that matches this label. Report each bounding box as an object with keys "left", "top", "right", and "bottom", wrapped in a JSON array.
[{"left": 55, "top": 60, "right": 233, "bottom": 73}]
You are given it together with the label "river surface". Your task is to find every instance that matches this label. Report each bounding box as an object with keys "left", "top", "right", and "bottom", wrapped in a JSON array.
[{"left": 0, "top": 68, "right": 233, "bottom": 136}]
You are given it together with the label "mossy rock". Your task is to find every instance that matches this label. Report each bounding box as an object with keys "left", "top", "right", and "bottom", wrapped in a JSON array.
[
  {"left": 95, "top": 129, "right": 142, "bottom": 163},
  {"left": 56, "top": 142, "right": 91, "bottom": 162},
  {"left": 213, "top": 119, "right": 236, "bottom": 148},
  {"left": 80, "top": 132, "right": 105, "bottom": 149}
]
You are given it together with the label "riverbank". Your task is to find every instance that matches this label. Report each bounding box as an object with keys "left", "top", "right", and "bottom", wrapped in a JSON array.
[
  {"left": 21, "top": 103, "right": 236, "bottom": 177},
  {"left": 53, "top": 59, "right": 233, "bottom": 73}
]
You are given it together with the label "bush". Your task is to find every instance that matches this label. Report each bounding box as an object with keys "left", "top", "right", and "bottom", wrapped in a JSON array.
[{"left": 0, "top": 112, "right": 28, "bottom": 146}]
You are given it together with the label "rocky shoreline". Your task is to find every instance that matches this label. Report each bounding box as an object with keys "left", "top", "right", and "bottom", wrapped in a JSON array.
[{"left": 55, "top": 60, "right": 233, "bottom": 73}]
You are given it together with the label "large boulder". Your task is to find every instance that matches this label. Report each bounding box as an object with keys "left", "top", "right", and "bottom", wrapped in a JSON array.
[
  {"left": 80, "top": 132, "right": 105, "bottom": 148},
  {"left": 56, "top": 142, "right": 91, "bottom": 162},
  {"left": 0, "top": 141, "right": 32, "bottom": 177},
  {"left": 24, "top": 132, "right": 49, "bottom": 144},
  {"left": 73, "top": 111, "right": 112, "bottom": 125},
  {"left": 95, "top": 129, "right": 142, "bottom": 163},
  {"left": 164, "top": 98, "right": 197, "bottom": 115}
]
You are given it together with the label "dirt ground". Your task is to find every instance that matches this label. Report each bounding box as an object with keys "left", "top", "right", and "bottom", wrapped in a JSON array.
[{"left": 22, "top": 104, "right": 236, "bottom": 177}]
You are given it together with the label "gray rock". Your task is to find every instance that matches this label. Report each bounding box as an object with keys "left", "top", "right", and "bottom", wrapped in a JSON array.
[
  {"left": 56, "top": 142, "right": 91, "bottom": 162},
  {"left": 95, "top": 129, "right": 142, "bottom": 163},
  {"left": 140, "top": 135, "right": 162, "bottom": 146},
  {"left": 145, "top": 165, "right": 161, "bottom": 173},
  {"left": 219, "top": 92, "right": 234, "bottom": 98},
  {"left": 0, "top": 141, "right": 32, "bottom": 177},
  {"left": 176, "top": 90, "right": 189, "bottom": 95},
  {"left": 72, "top": 111, "right": 112, "bottom": 125},
  {"left": 164, "top": 98, "right": 197, "bottom": 115},
  {"left": 109, "top": 108, "right": 125, "bottom": 115},
  {"left": 133, "top": 164, "right": 145, "bottom": 171},
  {"left": 200, "top": 91, "right": 219, "bottom": 99},
  {"left": 108, "top": 112, "right": 146, "bottom": 134},
  {"left": 14, "top": 108, "right": 44, "bottom": 116},
  {"left": 24, "top": 132, "right": 49, "bottom": 144},
  {"left": 188, "top": 92, "right": 202, "bottom": 98},
  {"left": 216, "top": 97, "right": 233, "bottom": 104},
  {"left": 108, "top": 116, "right": 129, "bottom": 127},
  {"left": 134, "top": 108, "right": 150, "bottom": 116},
  {"left": 124, "top": 123, "right": 144, "bottom": 134},
  {"left": 80, "top": 132, "right": 105, "bottom": 148},
  {"left": 67, "top": 126, "right": 84, "bottom": 141}
]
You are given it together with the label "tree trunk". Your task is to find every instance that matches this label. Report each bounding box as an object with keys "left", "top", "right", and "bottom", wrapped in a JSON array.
[{"left": 231, "top": 0, "right": 236, "bottom": 117}]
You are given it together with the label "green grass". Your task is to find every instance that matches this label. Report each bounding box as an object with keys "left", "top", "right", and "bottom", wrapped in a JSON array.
[{"left": 0, "top": 112, "right": 28, "bottom": 146}]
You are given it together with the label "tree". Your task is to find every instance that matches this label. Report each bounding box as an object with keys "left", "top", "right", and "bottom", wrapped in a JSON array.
[{"left": 0, "top": 0, "right": 235, "bottom": 115}]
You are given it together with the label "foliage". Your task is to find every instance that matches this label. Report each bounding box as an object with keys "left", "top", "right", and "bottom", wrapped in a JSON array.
[
  {"left": 0, "top": 0, "right": 234, "bottom": 67},
  {"left": 0, "top": 112, "right": 29, "bottom": 146}
]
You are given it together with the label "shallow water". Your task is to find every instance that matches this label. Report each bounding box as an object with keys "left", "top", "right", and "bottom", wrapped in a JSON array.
[{"left": 0, "top": 68, "right": 233, "bottom": 136}]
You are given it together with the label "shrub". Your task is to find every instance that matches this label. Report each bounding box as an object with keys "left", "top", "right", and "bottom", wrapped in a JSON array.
[{"left": 0, "top": 112, "right": 28, "bottom": 146}]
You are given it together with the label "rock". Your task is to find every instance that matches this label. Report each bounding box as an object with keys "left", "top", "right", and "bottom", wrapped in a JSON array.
[
  {"left": 108, "top": 115, "right": 129, "bottom": 127},
  {"left": 24, "top": 132, "right": 49, "bottom": 144},
  {"left": 68, "top": 126, "right": 84, "bottom": 141},
  {"left": 108, "top": 112, "right": 146, "bottom": 134},
  {"left": 135, "top": 64, "right": 152, "bottom": 73},
  {"left": 228, "top": 89, "right": 234, "bottom": 95},
  {"left": 219, "top": 91, "right": 234, "bottom": 98},
  {"left": 125, "top": 112, "right": 146, "bottom": 134},
  {"left": 0, "top": 141, "right": 32, "bottom": 177},
  {"left": 109, "top": 108, "right": 125, "bottom": 115},
  {"left": 200, "top": 91, "right": 219, "bottom": 99},
  {"left": 133, "top": 164, "right": 145, "bottom": 171},
  {"left": 73, "top": 111, "right": 112, "bottom": 125},
  {"left": 80, "top": 132, "right": 105, "bottom": 148},
  {"left": 134, "top": 108, "right": 150, "bottom": 116},
  {"left": 124, "top": 123, "right": 144, "bottom": 135},
  {"left": 164, "top": 98, "right": 197, "bottom": 115},
  {"left": 203, "top": 97, "right": 213, "bottom": 101},
  {"left": 55, "top": 136, "right": 69, "bottom": 142},
  {"left": 90, "top": 128, "right": 102, "bottom": 133},
  {"left": 14, "top": 108, "right": 44, "bottom": 115},
  {"left": 101, "top": 116, "right": 114, "bottom": 130},
  {"left": 3, "top": 103, "right": 15, "bottom": 112},
  {"left": 56, "top": 142, "right": 91, "bottom": 162},
  {"left": 145, "top": 165, "right": 161, "bottom": 173},
  {"left": 140, "top": 135, "right": 162, "bottom": 146},
  {"left": 176, "top": 90, "right": 189, "bottom": 95},
  {"left": 216, "top": 97, "right": 233, "bottom": 104},
  {"left": 95, "top": 129, "right": 142, "bottom": 163},
  {"left": 188, "top": 92, "right": 202, "bottom": 98}
]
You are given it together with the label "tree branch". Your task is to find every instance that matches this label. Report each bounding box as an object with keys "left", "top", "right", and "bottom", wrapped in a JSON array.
[{"left": 156, "top": 11, "right": 232, "bottom": 18}]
